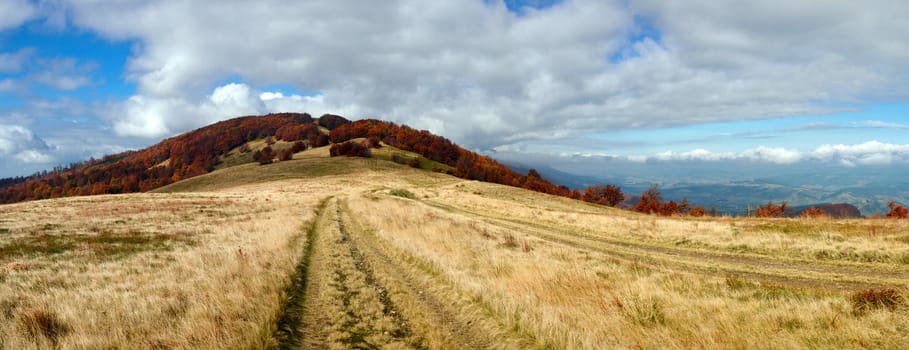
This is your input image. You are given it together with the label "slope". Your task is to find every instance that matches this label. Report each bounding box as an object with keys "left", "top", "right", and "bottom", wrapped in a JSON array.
[
  {"left": 3, "top": 148, "right": 908, "bottom": 349},
  {"left": 0, "top": 113, "right": 567, "bottom": 206}
]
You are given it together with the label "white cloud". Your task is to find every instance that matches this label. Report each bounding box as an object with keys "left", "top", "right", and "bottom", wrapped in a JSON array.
[
  {"left": 51, "top": 0, "right": 909, "bottom": 149},
  {"left": 0, "top": 0, "right": 901, "bottom": 179},
  {"left": 811, "top": 140, "right": 909, "bottom": 165},
  {"left": 14, "top": 149, "right": 53, "bottom": 163},
  {"left": 0, "top": 0, "right": 36, "bottom": 30},
  {"left": 0, "top": 125, "right": 54, "bottom": 164},
  {"left": 861, "top": 120, "right": 909, "bottom": 129},
  {"left": 653, "top": 148, "right": 736, "bottom": 162},
  {"left": 0, "top": 78, "right": 17, "bottom": 92},
  {"left": 628, "top": 141, "right": 909, "bottom": 166},
  {"left": 110, "top": 82, "right": 360, "bottom": 138},
  {"left": 742, "top": 146, "right": 803, "bottom": 164},
  {"left": 0, "top": 48, "right": 35, "bottom": 73}
]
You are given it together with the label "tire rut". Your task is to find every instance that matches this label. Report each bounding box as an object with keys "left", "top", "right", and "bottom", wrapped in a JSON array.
[
  {"left": 338, "top": 198, "right": 518, "bottom": 350},
  {"left": 272, "top": 197, "right": 327, "bottom": 350},
  {"left": 423, "top": 200, "right": 905, "bottom": 291},
  {"left": 335, "top": 205, "right": 419, "bottom": 347},
  {"left": 297, "top": 197, "right": 418, "bottom": 349}
]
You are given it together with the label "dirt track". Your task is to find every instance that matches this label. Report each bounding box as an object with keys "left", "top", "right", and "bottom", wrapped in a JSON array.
[{"left": 287, "top": 197, "right": 520, "bottom": 349}]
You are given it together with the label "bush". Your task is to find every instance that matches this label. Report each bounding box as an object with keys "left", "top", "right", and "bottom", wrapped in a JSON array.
[
  {"left": 851, "top": 288, "right": 903, "bottom": 314},
  {"left": 886, "top": 201, "right": 908, "bottom": 219},
  {"left": 756, "top": 201, "right": 788, "bottom": 217},
  {"left": 329, "top": 141, "right": 371, "bottom": 158},
  {"left": 258, "top": 146, "right": 276, "bottom": 165},
  {"left": 800, "top": 207, "right": 826, "bottom": 218},
  {"left": 279, "top": 149, "right": 293, "bottom": 161},
  {"left": 389, "top": 189, "right": 416, "bottom": 199},
  {"left": 291, "top": 141, "right": 306, "bottom": 153},
  {"left": 308, "top": 133, "right": 330, "bottom": 148}
]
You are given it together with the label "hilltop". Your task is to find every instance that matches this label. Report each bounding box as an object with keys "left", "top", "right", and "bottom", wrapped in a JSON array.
[{"left": 0, "top": 113, "right": 567, "bottom": 204}]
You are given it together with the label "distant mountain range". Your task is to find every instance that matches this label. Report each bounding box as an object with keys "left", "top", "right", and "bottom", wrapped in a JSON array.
[{"left": 508, "top": 161, "right": 907, "bottom": 217}]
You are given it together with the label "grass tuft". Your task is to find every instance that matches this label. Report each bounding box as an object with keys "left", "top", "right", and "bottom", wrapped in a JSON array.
[
  {"left": 389, "top": 189, "right": 416, "bottom": 199},
  {"left": 851, "top": 288, "right": 903, "bottom": 315},
  {"left": 17, "top": 307, "right": 71, "bottom": 347}
]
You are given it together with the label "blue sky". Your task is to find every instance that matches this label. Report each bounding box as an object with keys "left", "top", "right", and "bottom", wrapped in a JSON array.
[{"left": 1, "top": 0, "right": 909, "bottom": 178}]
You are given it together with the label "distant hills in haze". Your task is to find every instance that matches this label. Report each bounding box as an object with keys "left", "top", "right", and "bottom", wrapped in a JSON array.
[{"left": 511, "top": 158, "right": 906, "bottom": 217}]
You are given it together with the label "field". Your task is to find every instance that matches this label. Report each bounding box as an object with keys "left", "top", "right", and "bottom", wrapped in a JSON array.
[{"left": 2, "top": 150, "right": 908, "bottom": 349}]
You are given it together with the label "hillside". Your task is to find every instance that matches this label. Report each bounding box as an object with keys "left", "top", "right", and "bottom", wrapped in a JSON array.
[
  {"left": 2, "top": 148, "right": 908, "bottom": 349},
  {"left": 0, "top": 113, "right": 569, "bottom": 205},
  {"left": 0, "top": 112, "right": 328, "bottom": 203}
]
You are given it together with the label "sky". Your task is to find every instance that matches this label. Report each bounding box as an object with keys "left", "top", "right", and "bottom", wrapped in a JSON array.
[{"left": 1, "top": 0, "right": 908, "bottom": 178}]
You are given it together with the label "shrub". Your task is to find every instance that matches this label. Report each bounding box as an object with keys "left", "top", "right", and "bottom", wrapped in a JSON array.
[
  {"left": 800, "top": 207, "right": 826, "bottom": 218},
  {"left": 389, "top": 189, "right": 416, "bottom": 199},
  {"left": 367, "top": 136, "right": 382, "bottom": 148},
  {"left": 291, "top": 141, "right": 306, "bottom": 153},
  {"left": 329, "top": 141, "right": 371, "bottom": 158},
  {"left": 635, "top": 184, "right": 663, "bottom": 214},
  {"left": 258, "top": 146, "right": 276, "bottom": 165},
  {"left": 851, "top": 288, "right": 903, "bottom": 314},
  {"left": 279, "top": 149, "right": 293, "bottom": 161},
  {"left": 407, "top": 158, "right": 421, "bottom": 168},
  {"left": 308, "top": 133, "right": 330, "bottom": 148},
  {"left": 886, "top": 201, "right": 908, "bottom": 219},
  {"left": 755, "top": 201, "right": 788, "bottom": 217},
  {"left": 582, "top": 184, "right": 624, "bottom": 207}
]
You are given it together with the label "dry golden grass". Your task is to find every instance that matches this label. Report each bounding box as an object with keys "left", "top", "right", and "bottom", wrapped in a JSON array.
[
  {"left": 2, "top": 151, "right": 908, "bottom": 349},
  {"left": 0, "top": 188, "right": 319, "bottom": 349},
  {"left": 347, "top": 189, "right": 909, "bottom": 349}
]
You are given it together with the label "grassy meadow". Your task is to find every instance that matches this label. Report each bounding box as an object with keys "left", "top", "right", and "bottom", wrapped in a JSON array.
[{"left": 1, "top": 148, "right": 907, "bottom": 349}]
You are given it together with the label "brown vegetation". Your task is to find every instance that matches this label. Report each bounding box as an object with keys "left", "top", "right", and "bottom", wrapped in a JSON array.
[
  {"left": 886, "top": 201, "right": 908, "bottom": 219},
  {"left": 2, "top": 153, "right": 909, "bottom": 349}
]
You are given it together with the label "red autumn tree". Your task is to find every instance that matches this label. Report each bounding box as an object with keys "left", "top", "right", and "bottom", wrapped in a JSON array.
[
  {"left": 279, "top": 148, "right": 294, "bottom": 161},
  {"left": 755, "top": 201, "right": 788, "bottom": 218},
  {"left": 291, "top": 141, "right": 307, "bottom": 153},
  {"left": 635, "top": 184, "right": 663, "bottom": 214},
  {"left": 689, "top": 206, "right": 707, "bottom": 217},
  {"left": 582, "top": 184, "right": 624, "bottom": 207},
  {"left": 659, "top": 200, "right": 680, "bottom": 216},
  {"left": 258, "top": 146, "right": 276, "bottom": 165},
  {"left": 885, "top": 200, "right": 908, "bottom": 219},
  {"left": 800, "top": 207, "right": 826, "bottom": 218}
]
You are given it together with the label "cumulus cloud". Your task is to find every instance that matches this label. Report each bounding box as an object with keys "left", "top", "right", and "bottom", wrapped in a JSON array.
[
  {"left": 48, "top": 0, "right": 907, "bottom": 149},
  {"left": 630, "top": 141, "right": 909, "bottom": 166},
  {"left": 0, "top": 48, "right": 35, "bottom": 73},
  {"left": 811, "top": 140, "right": 909, "bottom": 165},
  {"left": 0, "top": 0, "right": 36, "bottom": 30},
  {"left": 652, "top": 148, "right": 736, "bottom": 162},
  {"left": 110, "top": 82, "right": 353, "bottom": 138},
  {"left": 0, "top": 125, "right": 54, "bottom": 164},
  {"left": 742, "top": 146, "right": 803, "bottom": 164},
  {"left": 0, "top": 0, "right": 903, "bottom": 179}
]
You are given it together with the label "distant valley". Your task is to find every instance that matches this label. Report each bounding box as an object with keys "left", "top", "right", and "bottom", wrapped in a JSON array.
[{"left": 507, "top": 159, "right": 909, "bottom": 216}]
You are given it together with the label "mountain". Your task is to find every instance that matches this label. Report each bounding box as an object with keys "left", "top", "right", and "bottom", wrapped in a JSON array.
[
  {"left": 0, "top": 113, "right": 331, "bottom": 203},
  {"left": 500, "top": 155, "right": 907, "bottom": 216},
  {"left": 0, "top": 113, "right": 568, "bottom": 204}
]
